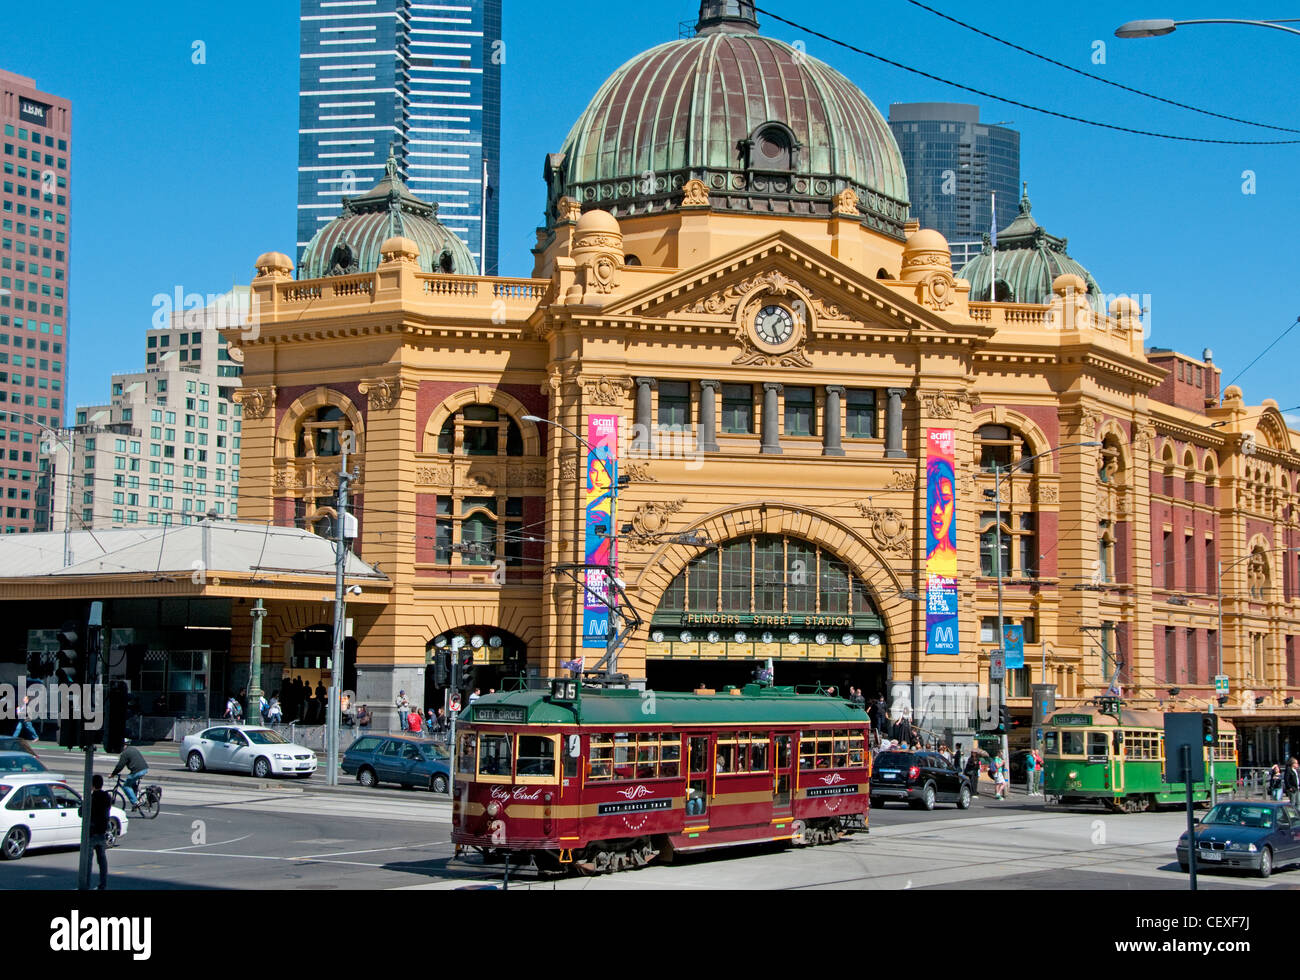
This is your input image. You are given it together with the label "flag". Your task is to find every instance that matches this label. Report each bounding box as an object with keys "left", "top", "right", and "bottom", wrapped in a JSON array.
[
  {"left": 561, "top": 659, "right": 584, "bottom": 674},
  {"left": 988, "top": 191, "right": 997, "bottom": 302}
]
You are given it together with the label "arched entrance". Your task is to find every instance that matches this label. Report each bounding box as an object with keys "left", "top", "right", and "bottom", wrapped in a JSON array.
[
  {"left": 643, "top": 533, "right": 891, "bottom": 697},
  {"left": 425, "top": 627, "right": 527, "bottom": 712},
  {"left": 281, "top": 625, "right": 357, "bottom": 723}
]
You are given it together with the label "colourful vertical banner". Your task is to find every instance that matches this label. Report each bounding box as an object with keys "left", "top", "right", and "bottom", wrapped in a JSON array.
[
  {"left": 925, "top": 428, "right": 960, "bottom": 655},
  {"left": 583, "top": 414, "right": 619, "bottom": 649},
  {"left": 1003, "top": 624, "right": 1025, "bottom": 669}
]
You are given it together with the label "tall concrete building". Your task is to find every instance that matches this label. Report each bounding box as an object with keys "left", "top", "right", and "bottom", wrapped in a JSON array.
[
  {"left": 297, "top": 0, "right": 501, "bottom": 275},
  {"left": 50, "top": 290, "right": 246, "bottom": 531},
  {"left": 0, "top": 70, "right": 71, "bottom": 534},
  {"left": 888, "top": 102, "right": 1019, "bottom": 271}
]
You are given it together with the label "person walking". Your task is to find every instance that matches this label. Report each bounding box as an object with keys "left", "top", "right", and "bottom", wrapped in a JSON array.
[
  {"left": 88, "top": 774, "right": 112, "bottom": 890},
  {"left": 1285, "top": 758, "right": 1300, "bottom": 807},
  {"left": 992, "top": 750, "right": 1008, "bottom": 801},
  {"left": 12, "top": 694, "right": 37, "bottom": 741},
  {"left": 1267, "top": 763, "right": 1283, "bottom": 801},
  {"left": 964, "top": 750, "right": 982, "bottom": 798}
]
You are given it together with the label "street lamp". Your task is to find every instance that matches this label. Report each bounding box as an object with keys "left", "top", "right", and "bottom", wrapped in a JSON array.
[
  {"left": 523, "top": 415, "right": 624, "bottom": 678},
  {"left": 1116, "top": 17, "right": 1300, "bottom": 38},
  {"left": 985, "top": 441, "right": 1102, "bottom": 765}
]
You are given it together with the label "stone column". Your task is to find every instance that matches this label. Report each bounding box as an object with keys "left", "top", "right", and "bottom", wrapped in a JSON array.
[
  {"left": 698, "top": 380, "right": 720, "bottom": 453},
  {"left": 823, "top": 386, "right": 845, "bottom": 457},
  {"left": 885, "top": 387, "right": 907, "bottom": 458},
  {"left": 761, "top": 383, "right": 783, "bottom": 455},
  {"left": 633, "top": 377, "right": 656, "bottom": 454}
]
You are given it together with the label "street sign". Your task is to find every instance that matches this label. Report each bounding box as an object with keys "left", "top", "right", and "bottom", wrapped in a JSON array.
[
  {"left": 1164, "top": 713, "right": 1206, "bottom": 784},
  {"left": 1214, "top": 674, "right": 1229, "bottom": 695},
  {"left": 989, "top": 649, "right": 1005, "bottom": 681}
]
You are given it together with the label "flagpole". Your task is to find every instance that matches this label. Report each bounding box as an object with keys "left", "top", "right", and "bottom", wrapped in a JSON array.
[{"left": 989, "top": 190, "right": 997, "bottom": 302}]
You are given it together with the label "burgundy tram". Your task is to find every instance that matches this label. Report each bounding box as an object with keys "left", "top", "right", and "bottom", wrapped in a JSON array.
[{"left": 451, "top": 681, "right": 871, "bottom": 874}]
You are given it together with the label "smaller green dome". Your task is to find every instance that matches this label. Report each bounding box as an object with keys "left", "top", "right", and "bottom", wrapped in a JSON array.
[
  {"left": 300, "top": 155, "right": 477, "bottom": 279},
  {"left": 957, "top": 184, "right": 1105, "bottom": 313}
]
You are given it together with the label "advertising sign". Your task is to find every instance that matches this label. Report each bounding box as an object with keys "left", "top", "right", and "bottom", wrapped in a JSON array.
[
  {"left": 583, "top": 414, "right": 619, "bottom": 649},
  {"left": 925, "top": 429, "right": 960, "bottom": 655},
  {"left": 19, "top": 98, "right": 49, "bottom": 127},
  {"left": 1003, "top": 624, "right": 1024, "bottom": 669}
]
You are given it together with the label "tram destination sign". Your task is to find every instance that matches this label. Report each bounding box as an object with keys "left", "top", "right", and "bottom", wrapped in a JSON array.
[
  {"left": 805, "top": 785, "right": 860, "bottom": 798},
  {"left": 472, "top": 705, "right": 528, "bottom": 724},
  {"left": 1051, "top": 713, "right": 1093, "bottom": 726},
  {"left": 597, "top": 798, "right": 673, "bottom": 816}
]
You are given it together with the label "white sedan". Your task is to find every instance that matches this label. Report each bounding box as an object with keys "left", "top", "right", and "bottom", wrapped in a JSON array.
[
  {"left": 180, "top": 725, "right": 317, "bottom": 778},
  {"left": 0, "top": 774, "right": 129, "bottom": 860}
]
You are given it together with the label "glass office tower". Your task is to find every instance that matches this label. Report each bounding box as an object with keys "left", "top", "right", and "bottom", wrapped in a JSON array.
[
  {"left": 888, "top": 103, "right": 1019, "bottom": 270},
  {"left": 298, "top": 0, "right": 501, "bottom": 274}
]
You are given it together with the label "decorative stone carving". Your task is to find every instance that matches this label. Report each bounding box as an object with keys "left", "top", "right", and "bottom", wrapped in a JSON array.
[
  {"left": 559, "top": 453, "right": 578, "bottom": 482},
  {"left": 732, "top": 323, "right": 814, "bottom": 369},
  {"left": 626, "top": 498, "right": 688, "bottom": 544},
  {"left": 506, "top": 463, "right": 547, "bottom": 487},
  {"left": 1075, "top": 409, "right": 1103, "bottom": 438},
  {"left": 885, "top": 470, "right": 917, "bottom": 491},
  {"left": 1133, "top": 423, "right": 1157, "bottom": 454},
  {"left": 832, "top": 187, "right": 860, "bottom": 216},
  {"left": 583, "top": 376, "right": 632, "bottom": 406},
  {"left": 358, "top": 377, "right": 408, "bottom": 411},
  {"left": 684, "top": 270, "right": 850, "bottom": 322},
  {"left": 235, "top": 386, "right": 275, "bottom": 420},
  {"left": 568, "top": 211, "right": 622, "bottom": 301},
  {"left": 1034, "top": 483, "right": 1060, "bottom": 504},
  {"left": 558, "top": 196, "right": 582, "bottom": 223},
  {"left": 957, "top": 473, "right": 977, "bottom": 498},
  {"left": 463, "top": 465, "right": 495, "bottom": 491},
  {"left": 415, "top": 464, "right": 453, "bottom": 486},
  {"left": 920, "top": 390, "right": 973, "bottom": 419},
  {"left": 680, "top": 179, "right": 711, "bottom": 208},
  {"left": 855, "top": 503, "right": 910, "bottom": 556},
  {"left": 622, "top": 462, "right": 657, "bottom": 483},
  {"left": 918, "top": 271, "right": 956, "bottom": 310}
]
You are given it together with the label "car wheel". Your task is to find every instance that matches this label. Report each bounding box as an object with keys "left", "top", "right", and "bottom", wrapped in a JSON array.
[
  {"left": 358, "top": 767, "right": 377, "bottom": 788},
  {"left": 920, "top": 782, "right": 936, "bottom": 811},
  {"left": 1258, "top": 846, "right": 1273, "bottom": 879},
  {"left": 431, "top": 774, "right": 448, "bottom": 794},
  {"left": 1, "top": 825, "right": 29, "bottom": 860},
  {"left": 187, "top": 751, "right": 205, "bottom": 773},
  {"left": 957, "top": 784, "right": 972, "bottom": 810},
  {"left": 107, "top": 817, "right": 122, "bottom": 847},
  {"left": 253, "top": 757, "right": 273, "bottom": 779}
]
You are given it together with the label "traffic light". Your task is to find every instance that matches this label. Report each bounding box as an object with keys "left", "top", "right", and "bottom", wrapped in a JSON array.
[
  {"left": 432, "top": 650, "right": 450, "bottom": 688},
  {"left": 54, "top": 623, "right": 80, "bottom": 686},
  {"left": 1202, "top": 712, "right": 1218, "bottom": 745},
  {"left": 104, "top": 681, "right": 127, "bottom": 754},
  {"left": 995, "top": 705, "right": 1010, "bottom": 735},
  {"left": 459, "top": 647, "right": 474, "bottom": 687}
]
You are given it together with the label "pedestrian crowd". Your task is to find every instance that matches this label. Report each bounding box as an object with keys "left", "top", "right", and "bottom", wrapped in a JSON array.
[{"left": 1265, "top": 758, "right": 1300, "bottom": 805}]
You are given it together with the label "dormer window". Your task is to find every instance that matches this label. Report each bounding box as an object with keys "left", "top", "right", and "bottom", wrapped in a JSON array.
[{"left": 743, "top": 122, "right": 800, "bottom": 172}]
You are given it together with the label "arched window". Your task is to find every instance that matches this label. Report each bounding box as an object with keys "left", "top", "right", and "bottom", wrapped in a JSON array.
[
  {"left": 1098, "top": 434, "right": 1125, "bottom": 484},
  {"left": 977, "top": 425, "right": 1033, "bottom": 473},
  {"left": 753, "top": 125, "right": 794, "bottom": 171},
  {"left": 297, "top": 406, "right": 352, "bottom": 459},
  {"left": 437, "top": 404, "right": 523, "bottom": 457}
]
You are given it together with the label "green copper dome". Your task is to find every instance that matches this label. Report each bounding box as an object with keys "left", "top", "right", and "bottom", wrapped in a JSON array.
[
  {"left": 300, "top": 156, "right": 477, "bottom": 279},
  {"left": 544, "top": 1, "right": 910, "bottom": 238},
  {"left": 957, "top": 185, "right": 1105, "bottom": 313}
]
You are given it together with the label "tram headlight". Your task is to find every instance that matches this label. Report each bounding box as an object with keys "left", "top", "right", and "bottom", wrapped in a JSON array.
[
  {"left": 1067, "top": 771, "right": 1078, "bottom": 780},
  {"left": 486, "top": 801, "right": 501, "bottom": 818}
]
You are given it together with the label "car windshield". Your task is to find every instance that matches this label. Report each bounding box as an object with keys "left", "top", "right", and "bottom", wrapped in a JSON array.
[
  {"left": 875, "top": 753, "right": 916, "bottom": 767},
  {"left": 244, "top": 729, "right": 289, "bottom": 745},
  {"left": 1203, "top": 804, "right": 1275, "bottom": 829},
  {"left": 0, "top": 754, "right": 46, "bottom": 773}
]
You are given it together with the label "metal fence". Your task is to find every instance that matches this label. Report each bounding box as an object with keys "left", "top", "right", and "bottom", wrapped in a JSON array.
[{"left": 132, "top": 716, "right": 450, "bottom": 752}]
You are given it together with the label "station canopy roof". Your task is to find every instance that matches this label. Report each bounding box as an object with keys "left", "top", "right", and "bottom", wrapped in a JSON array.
[{"left": 0, "top": 521, "right": 386, "bottom": 582}]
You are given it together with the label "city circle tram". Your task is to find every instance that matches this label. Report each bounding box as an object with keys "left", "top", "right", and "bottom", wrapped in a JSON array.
[
  {"left": 451, "top": 681, "right": 871, "bottom": 875},
  {"left": 1042, "top": 706, "right": 1237, "bottom": 813}
]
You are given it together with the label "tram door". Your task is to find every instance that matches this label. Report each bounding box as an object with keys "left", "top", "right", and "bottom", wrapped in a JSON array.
[
  {"left": 773, "top": 734, "right": 793, "bottom": 814},
  {"left": 687, "top": 736, "right": 709, "bottom": 820}
]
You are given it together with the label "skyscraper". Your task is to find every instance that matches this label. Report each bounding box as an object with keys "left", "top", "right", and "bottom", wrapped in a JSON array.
[
  {"left": 0, "top": 70, "right": 71, "bottom": 534},
  {"left": 888, "top": 103, "right": 1019, "bottom": 270},
  {"left": 297, "top": 0, "right": 501, "bottom": 275}
]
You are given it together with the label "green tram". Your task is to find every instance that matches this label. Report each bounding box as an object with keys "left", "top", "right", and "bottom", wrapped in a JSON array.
[{"left": 1043, "top": 707, "right": 1237, "bottom": 812}]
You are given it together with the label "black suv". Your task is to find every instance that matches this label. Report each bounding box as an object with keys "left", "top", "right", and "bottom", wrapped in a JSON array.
[{"left": 870, "top": 751, "right": 971, "bottom": 810}]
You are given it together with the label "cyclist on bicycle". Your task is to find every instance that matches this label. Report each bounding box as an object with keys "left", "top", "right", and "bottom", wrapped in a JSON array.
[{"left": 111, "top": 740, "right": 149, "bottom": 808}]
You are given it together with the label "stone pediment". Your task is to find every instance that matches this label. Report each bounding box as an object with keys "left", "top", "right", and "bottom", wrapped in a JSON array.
[{"left": 604, "top": 231, "right": 976, "bottom": 340}]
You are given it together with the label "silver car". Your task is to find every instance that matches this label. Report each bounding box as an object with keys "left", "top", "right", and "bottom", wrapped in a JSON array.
[{"left": 180, "top": 725, "right": 317, "bottom": 778}]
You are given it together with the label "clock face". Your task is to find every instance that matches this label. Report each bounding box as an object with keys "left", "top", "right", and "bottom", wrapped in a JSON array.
[{"left": 754, "top": 304, "right": 795, "bottom": 347}]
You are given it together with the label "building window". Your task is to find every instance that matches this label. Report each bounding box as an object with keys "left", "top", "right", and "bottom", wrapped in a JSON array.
[
  {"left": 1098, "top": 522, "right": 1114, "bottom": 583},
  {"left": 1162, "top": 531, "right": 1174, "bottom": 589},
  {"left": 783, "top": 387, "right": 815, "bottom": 437},
  {"left": 1187, "top": 629, "right": 1199, "bottom": 685},
  {"left": 720, "top": 384, "right": 753, "bottom": 434},
  {"left": 845, "top": 389, "right": 877, "bottom": 439},
  {"left": 437, "top": 404, "right": 523, "bottom": 457},
  {"left": 977, "top": 425, "right": 1031, "bottom": 472},
  {"left": 297, "top": 406, "right": 351, "bottom": 459},
  {"left": 657, "top": 381, "right": 690, "bottom": 430}
]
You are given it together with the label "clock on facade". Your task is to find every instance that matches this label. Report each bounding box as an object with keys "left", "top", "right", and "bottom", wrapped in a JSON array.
[{"left": 753, "top": 304, "right": 795, "bottom": 348}]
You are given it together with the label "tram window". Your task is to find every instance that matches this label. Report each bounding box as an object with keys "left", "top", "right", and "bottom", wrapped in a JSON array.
[
  {"left": 1044, "top": 731, "right": 1059, "bottom": 755},
  {"left": 457, "top": 733, "right": 477, "bottom": 776},
  {"left": 478, "top": 734, "right": 513, "bottom": 779},
  {"left": 716, "top": 741, "right": 735, "bottom": 773},
  {"left": 660, "top": 737, "right": 681, "bottom": 778},
  {"left": 516, "top": 735, "right": 557, "bottom": 780},
  {"left": 800, "top": 729, "right": 865, "bottom": 770},
  {"left": 1088, "top": 732, "right": 1109, "bottom": 757},
  {"left": 590, "top": 733, "right": 680, "bottom": 780},
  {"left": 589, "top": 735, "right": 614, "bottom": 779},
  {"left": 1058, "top": 731, "right": 1085, "bottom": 756},
  {"left": 636, "top": 740, "right": 658, "bottom": 779},
  {"left": 751, "top": 739, "right": 768, "bottom": 772},
  {"left": 689, "top": 737, "right": 709, "bottom": 775},
  {"left": 562, "top": 736, "right": 579, "bottom": 779},
  {"left": 1126, "top": 732, "right": 1160, "bottom": 761},
  {"left": 717, "top": 732, "right": 769, "bottom": 773}
]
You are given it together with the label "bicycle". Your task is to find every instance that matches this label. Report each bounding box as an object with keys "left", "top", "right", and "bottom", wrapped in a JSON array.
[{"left": 110, "top": 774, "right": 162, "bottom": 820}]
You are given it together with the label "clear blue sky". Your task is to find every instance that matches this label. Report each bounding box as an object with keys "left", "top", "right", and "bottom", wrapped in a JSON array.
[{"left": 8, "top": 1, "right": 1299, "bottom": 422}]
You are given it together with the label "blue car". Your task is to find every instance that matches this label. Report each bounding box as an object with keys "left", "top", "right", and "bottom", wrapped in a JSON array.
[
  {"left": 1176, "top": 801, "right": 1300, "bottom": 878},
  {"left": 341, "top": 734, "right": 451, "bottom": 793}
]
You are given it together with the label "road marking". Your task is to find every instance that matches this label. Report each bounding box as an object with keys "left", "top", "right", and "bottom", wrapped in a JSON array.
[{"left": 158, "top": 834, "right": 253, "bottom": 852}]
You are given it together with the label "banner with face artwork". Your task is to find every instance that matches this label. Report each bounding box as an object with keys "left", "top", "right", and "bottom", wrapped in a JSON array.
[
  {"left": 583, "top": 414, "right": 619, "bottom": 649},
  {"left": 925, "top": 429, "right": 960, "bottom": 655}
]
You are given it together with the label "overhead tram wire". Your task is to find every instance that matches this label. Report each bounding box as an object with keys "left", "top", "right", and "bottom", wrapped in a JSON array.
[
  {"left": 903, "top": 0, "right": 1300, "bottom": 135},
  {"left": 751, "top": 4, "right": 1300, "bottom": 145},
  {"left": 1222, "top": 317, "right": 1300, "bottom": 393}
]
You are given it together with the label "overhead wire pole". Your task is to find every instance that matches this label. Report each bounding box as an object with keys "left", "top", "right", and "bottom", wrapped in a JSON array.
[{"left": 328, "top": 440, "right": 360, "bottom": 787}]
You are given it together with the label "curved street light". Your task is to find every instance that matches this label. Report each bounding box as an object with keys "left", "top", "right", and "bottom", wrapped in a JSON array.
[{"left": 1116, "top": 17, "right": 1300, "bottom": 38}]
